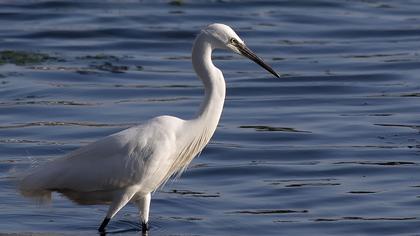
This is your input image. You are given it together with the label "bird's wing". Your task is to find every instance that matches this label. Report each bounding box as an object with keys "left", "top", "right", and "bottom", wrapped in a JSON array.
[{"left": 24, "top": 116, "right": 183, "bottom": 193}]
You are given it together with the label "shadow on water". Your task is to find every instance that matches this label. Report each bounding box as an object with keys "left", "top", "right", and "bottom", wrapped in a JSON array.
[{"left": 100, "top": 227, "right": 145, "bottom": 236}]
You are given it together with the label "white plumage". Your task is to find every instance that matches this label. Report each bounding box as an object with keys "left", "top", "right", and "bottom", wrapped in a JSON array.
[{"left": 19, "top": 23, "right": 279, "bottom": 232}]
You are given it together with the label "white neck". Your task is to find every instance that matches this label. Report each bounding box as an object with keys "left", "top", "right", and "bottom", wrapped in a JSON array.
[
  {"left": 191, "top": 33, "right": 226, "bottom": 132},
  {"left": 167, "top": 32, "right": 227, "bottom": 179}
]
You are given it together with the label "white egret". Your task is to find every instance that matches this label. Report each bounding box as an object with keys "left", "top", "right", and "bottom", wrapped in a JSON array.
[{"left": 19, "top": 23, "right": 279, "bottom": 233}]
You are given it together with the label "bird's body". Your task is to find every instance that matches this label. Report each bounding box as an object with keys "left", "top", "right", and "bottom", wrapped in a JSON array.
[
  {"left": 19, "top": 23, "right": 278, "bottom": 232},
  {"left": 22, "top": 116, "right": 185, "bottom": 201}
]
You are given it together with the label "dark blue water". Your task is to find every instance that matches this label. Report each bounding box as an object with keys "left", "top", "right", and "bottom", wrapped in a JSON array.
[{"left": 1, "top": 0, "right": 420, "bottom": 235}]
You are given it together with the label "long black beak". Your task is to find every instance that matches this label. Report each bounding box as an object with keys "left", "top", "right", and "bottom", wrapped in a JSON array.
[{"left": 236, "top": 43, "right": 280, "bottom": 78}]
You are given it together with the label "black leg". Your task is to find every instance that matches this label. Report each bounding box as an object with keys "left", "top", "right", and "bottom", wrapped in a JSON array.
[
  {"left": 142, "top": 221, "right": 149, "bottom": 232},
  {"left": 98, "top": 217, "right": 111, "bottom": 232}
]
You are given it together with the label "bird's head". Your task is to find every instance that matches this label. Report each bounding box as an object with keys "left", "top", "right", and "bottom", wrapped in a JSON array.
[{"left": 202, "top": 23, "right": 279, "bottom": 78}]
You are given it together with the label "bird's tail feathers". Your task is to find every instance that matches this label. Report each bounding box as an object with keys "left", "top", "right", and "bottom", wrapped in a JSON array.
[
  {"left": 18, "top": 161, "right": 57, "bottom": 204},
  {"left": 19, "top": 187, "right": 52, "bottom": 204}
]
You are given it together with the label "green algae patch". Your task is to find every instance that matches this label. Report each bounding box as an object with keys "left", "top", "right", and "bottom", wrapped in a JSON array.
[
  {"left": 90, "top": 62, "right": 129, "bottom": 73},
  {"left": 78, "top": 54, "right": 119, "bottom": 61},
  {"left": 0, "top": 50, "right": 55, "bottom": 65},
  {"left": 169, "top": 0, "right": 184, "bottom": 6}
]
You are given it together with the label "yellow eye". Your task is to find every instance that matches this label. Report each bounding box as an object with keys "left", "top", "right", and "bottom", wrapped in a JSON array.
[{"left": 229, "top": 38, "right": 238, "bottom": 44}]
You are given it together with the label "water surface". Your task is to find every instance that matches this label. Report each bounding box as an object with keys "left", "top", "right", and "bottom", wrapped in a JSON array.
[{"left": 1, "top": 0, "right": 420, "bottom": 235}]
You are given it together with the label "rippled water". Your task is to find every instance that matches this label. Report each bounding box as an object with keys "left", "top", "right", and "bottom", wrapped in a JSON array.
[{"left": 1, "top": 0, "right": 420, "bottom": 235}]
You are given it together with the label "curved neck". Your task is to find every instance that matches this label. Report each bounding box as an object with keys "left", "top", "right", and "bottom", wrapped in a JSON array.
[
  {"left": 192, "top": 33, "right": 226, "bottom": 123},
  {"left": 167, "top": 33, "right": 227, "bottom": 178}
]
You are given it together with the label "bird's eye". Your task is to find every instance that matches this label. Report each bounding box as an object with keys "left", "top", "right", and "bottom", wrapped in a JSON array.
[{"left": 229, "top": 38, "right": 238, "bottom": 44}]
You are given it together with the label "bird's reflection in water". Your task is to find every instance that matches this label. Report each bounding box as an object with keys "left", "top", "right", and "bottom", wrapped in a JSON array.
[{"left": 99, "top": 228, "right": 148, "bottom": 236}]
